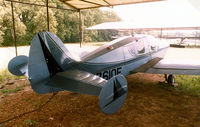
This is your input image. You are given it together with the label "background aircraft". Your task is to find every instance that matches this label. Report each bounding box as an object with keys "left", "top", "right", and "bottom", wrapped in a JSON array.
[
  {"left": 86, "top": 21, "right": 200, "bottom": 43},
  {"left": 8, "top": 31, "right": 200, "bottom": 114}
]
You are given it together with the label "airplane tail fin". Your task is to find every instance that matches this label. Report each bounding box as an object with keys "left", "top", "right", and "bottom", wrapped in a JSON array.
[{"left": 8, "top": 31, "right": 75, "bottom": 94}]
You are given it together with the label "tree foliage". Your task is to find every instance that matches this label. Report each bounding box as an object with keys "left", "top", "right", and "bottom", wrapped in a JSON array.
[
  {"left": 0, "top": 0, "right": 121, "bottom": 46},
  {"left": 0, "top": 1, "right": 26, "bottom": 46}
]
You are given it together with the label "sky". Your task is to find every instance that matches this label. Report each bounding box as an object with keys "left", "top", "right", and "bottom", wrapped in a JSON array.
[{"left": 101, "top": 0, "right": 200, "bottom": 26}]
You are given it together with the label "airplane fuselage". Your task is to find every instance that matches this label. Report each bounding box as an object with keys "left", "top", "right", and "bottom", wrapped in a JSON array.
[
  {"left": 8, "top": 32, "right": 169, "bottom": 95},
  {"left": 73, "top": 35, "right": 169, "bottom": 80}
]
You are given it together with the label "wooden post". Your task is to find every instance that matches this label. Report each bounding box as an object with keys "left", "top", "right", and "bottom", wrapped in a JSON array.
[
  {"left": 11, "top": 1, "right": 18, "bottom": 56},
  {"left": 46, "top": 0, "right": 50, "bottom": 31},
  {"left": 79, "top": 10, "right": 84, "bottom": 48}
]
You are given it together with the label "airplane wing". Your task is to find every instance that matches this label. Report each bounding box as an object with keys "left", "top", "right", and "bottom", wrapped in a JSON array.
[
  {"left": 46, "top": 69, "right": 128, "bottom": 114},
  {"left": 131, "top": 57, "right": 200, "bottom": 75},
  {"left": 146, "top": 61, "right": 200, "bottom": 75}
]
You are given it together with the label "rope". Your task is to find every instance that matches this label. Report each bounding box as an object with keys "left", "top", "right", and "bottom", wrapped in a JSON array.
[{"left": 0, "top": 92, "right": 57, "bottom": 124}]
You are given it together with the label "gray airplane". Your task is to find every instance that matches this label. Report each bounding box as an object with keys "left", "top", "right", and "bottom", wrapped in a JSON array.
[{"left": 8, "top": 31, "right": 200, "bottom": 114}]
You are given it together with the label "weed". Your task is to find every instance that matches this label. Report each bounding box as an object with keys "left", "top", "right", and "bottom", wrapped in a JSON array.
[
  {"left": 180, "top": 103, "right": 189, "bottom": 109},
  {"left": 2, "top": 99, "right": 8, "bottom": 105},
  {"left": 31, "top": 101, "right": 41, "bottom": 108},
  {"left": 24, "top": 119, "right": 37, "bottom": 127},
  {"left": 0, "top": 69, "right": 28, "bottom": 95},
  {"left": 0, "top": 68, "right": 26, "bottom": 82},
  {"left": 167, "top": 103, "right": 174, "bottom": 108},
  {"left": 24, "top": 98, "right": 29, "bottom": 102},
  {"left": 22, "top": 82, "right": 29, "bottom": 87},
  {"left": 0, "top": 86, "right": 24, "bottom": 94},
  {"left": 0, "top": 123, "right": 5, "bottom": 127},
  {"left": 2, "top": 94, "right": 8, "bottom": 98},
  {"left": 0, "top": 75, "right": 2, "bottom": 83}
]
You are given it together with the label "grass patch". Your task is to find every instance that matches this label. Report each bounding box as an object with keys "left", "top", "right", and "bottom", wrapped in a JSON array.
[
  {"left": 0, "top": 68, "right": 25, "bottom": 83},
  {"left": 0, "top": 69, "right": 28, "bottom": 95},
  {"left": 167, "top": 103, "right": 174, "bottom": 108},
  {"left": 175, "top": 75, "right": 200, "bottom": 97},
  {"left": 1, "top": 86, "right": 24, "bottom": 94}
]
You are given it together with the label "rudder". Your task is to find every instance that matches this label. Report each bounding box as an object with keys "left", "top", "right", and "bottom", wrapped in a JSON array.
[{"left": 28, "top": 31, "right": 75, "bottom": 94}]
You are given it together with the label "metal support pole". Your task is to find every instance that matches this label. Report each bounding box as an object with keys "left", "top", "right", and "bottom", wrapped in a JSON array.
[
  {"left": 160, "top": 28, "right": 163, "bottom": 40},
  {"left": 11, "top": 1, "right": 17, "bottom": 56},
  {"left": 46, "top": 0, "right": 50, "bottom": 31},
  {"left": 79, "top": 10, "right": 84, "bottom": 48},
  {"left": 195, "top": 27, "right": 197, "bottom": 45}
]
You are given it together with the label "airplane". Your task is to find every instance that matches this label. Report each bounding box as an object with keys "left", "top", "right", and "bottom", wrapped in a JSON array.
[{"left": 7, "top": 31, "right": 200, "bottom": 114}]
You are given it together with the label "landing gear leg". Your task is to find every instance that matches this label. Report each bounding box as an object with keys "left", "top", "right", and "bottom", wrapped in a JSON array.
[
  {"left": 164, "top": 74, "right": 175, "bottom": 85},
  {"left": 168, "top": 74, "right": 175, "bottom": 85},
  {"left": 164, "top": 74, "right": 168, "bottom": 82}
]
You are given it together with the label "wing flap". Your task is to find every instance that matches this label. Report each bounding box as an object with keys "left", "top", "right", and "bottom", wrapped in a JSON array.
[
  {"left": 46, "top": 70, "right": 107, "bottom": 96},
  {"left": 146, "top": 60, "right": 200, "bottom": 75},
  {"left": 146, "top": 68, "right": 200, "bottom": 75},
  {"left": 131, "top": 57, "right": 200, "bottom": 75},
  {"left": 130, "top": 57, "right": 162, "bottom": 74}
]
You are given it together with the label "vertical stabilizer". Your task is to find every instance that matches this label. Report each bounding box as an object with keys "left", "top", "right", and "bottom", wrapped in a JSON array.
[{"left": 28, "top": 31, "right": 75, "bottom": 94}]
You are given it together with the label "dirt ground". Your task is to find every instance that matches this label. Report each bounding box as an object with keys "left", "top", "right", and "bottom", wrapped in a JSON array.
[{"left": 0, "top": 73, "right": 200, "bottom": 127}]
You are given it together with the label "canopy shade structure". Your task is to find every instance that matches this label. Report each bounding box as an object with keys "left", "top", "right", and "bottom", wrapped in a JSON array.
[
  {"left": 86, "top": 21, "right": 200, "bottom": 31},
  {"left": 58, "top": 0, "right": 164, "bottom": 10}
]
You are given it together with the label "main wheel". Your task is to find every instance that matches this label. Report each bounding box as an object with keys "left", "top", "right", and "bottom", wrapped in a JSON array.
[
  {"left": 164, "top": 74, "right": 168, "bottom": 82},
  {"left": 167, "top": 74, "right": 174, "bottom": 85}
]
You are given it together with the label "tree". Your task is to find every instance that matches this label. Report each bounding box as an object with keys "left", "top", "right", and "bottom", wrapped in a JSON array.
[
  {"left": 0, "top": 0, "right": 121, "bottom": 46},
  {"left": 33, "top": 8, "right": 57, "bottom": 33},
  {"left": 0, "top": 1, "right": 26, "bottom": 46},
  {"left": 17, "top": 0, "right": 57, "bottom": 45}
]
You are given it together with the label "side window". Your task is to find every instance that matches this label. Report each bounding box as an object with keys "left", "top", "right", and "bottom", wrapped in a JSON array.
[
  {"left": 127, "top": 42, "right": 136, "bottom": 56},
  {"left": 125, "top": 42, "right": 136, "bottom": 60},
  {"left": 149, "top": 37, "right": 158, "bottom": 52},
  {"left": 135, "top": 39, "right": 145, "bottom": 55},
  {"left": 88, "top": 48, "right": 124, "bottom": 63}
]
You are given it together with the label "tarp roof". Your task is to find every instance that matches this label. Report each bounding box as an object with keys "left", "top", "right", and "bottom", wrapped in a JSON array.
[
  {"left": 86, "top": 21, "right": 200, "bottom": 31},
  {"left": 58, "top": 0, "right": 163, "bottom": 10}
]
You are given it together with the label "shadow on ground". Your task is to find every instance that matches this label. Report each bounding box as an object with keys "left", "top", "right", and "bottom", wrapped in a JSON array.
[{"left": 0, "top": 73, "right": 200, "bottom": 127}]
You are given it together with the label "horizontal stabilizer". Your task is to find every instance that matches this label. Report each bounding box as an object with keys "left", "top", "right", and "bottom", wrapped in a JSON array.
[
  {"left": 8, "top": 55, "right": 28, "bottom": 76},
  {"left": 47, "top": 70, "right": 107, "bottom": 95},
  {"left": 47, "top": 69, "right": 128, "bottom": 114}
]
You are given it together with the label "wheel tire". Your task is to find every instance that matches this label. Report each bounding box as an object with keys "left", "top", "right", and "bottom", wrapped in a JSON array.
[
  {"left": 164, "top": 74, "right": 168, "bottom": 82},
  {"left": 167, "top": 74, "right": 174, "bottom": 85}
]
